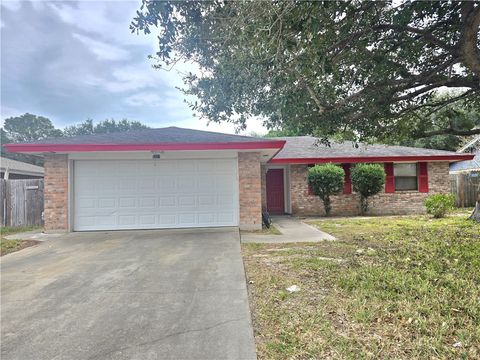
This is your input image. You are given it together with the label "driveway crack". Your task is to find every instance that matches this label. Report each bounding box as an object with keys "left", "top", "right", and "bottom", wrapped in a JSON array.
[{"left": 86, "top": 317, "right": 245, "bottom": 360}]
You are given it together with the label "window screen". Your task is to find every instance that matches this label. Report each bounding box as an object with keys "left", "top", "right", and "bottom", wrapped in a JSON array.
[{"left": 394, "top": 163, "right": 418, "bottom": 191}]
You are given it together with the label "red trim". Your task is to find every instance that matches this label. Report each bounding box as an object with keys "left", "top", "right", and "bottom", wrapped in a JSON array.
[
  {"left": 270, "top": 154, "right": 474, "bottom": 164},
  {"left": 384, "top": 163, "right": 395, "bottom": 193},
  {"left": 3, "top": 140, "right": 286, "bottom": 153},
  {"left": 342, "top": 163, "right": 352, "bottom": 194},
  {"left": 418, "top": 162, "right": 429, "bottom": 193}
]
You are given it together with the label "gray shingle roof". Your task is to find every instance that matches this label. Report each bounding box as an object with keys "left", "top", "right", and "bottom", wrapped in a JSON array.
[
  {"left": 273, "top": 136, "right": 464, "bottom": 160},
  {"left": 18, "top": 126, "right": 273, "bottom": 145},
  {"left": 0, "top": 157, "right": 44, "bottom": 175},
  {"left": 450, "top": 151, "right": 480, "bottom": 172}
]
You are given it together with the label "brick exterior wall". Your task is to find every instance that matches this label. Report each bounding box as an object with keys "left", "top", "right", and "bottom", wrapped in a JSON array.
[
  {"left": 238, "top": 152, "right": 262, "bottom": 230},
  {"left": 288, "top": 162, "right": 450, "bottom": 216},
  {"left": 261, "top": 165, "right": 267, "bottom": 209},
  {"left": 44, "top": 154, "right": 69, "bottom": 231}
]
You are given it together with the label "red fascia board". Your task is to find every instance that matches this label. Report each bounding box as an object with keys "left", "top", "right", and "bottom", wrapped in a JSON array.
[
  {"left": 4, "top": 140, "right": 286, "bottom": 153},
  {"left": 269, "top": 154, "right": 475, "bottom": 164}
]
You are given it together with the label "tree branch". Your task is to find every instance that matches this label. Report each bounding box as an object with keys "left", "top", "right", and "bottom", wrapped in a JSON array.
[
  {"left": 423, "top": 128, "right": 480, "bottom": 137},
  {"left": 460, "top": 3, "right": 480, "bottom": 76},
  {"left": 375, "top": 24, "right": 456, "bottom": 53}
]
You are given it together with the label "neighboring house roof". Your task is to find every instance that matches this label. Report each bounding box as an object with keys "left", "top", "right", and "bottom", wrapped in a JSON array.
[
  {"left": 450, "top": 136, "right": 480, "bottom": 173},
  {"left": 457, "top": 135, "right": 480, "bottom": 153},
  {"left": 4, "top": 127, "right": 285, "bottom": 152},
  {"left": 449, "top": 152, "right": 480, "bottom": 173},
  {"left": 0, "top": 157, "right": 44, "bottom": 177},
  {"left": 270, "top": 136, "right": 473, "bottom": 164}
]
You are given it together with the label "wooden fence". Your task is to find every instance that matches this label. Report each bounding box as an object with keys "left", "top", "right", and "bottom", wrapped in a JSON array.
[
  {"left": 450, "top": 173, "right": 480, "bottom": 208},
  {"left": 0, "top": 179, "right": 44, "bottom": 228}
]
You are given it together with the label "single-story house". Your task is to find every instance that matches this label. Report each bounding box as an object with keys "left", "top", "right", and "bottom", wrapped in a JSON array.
[
  {"left": 0, "top": 156, "right": 44, "bottom": 179},
  {"left": 4, "top": 127, "right": 473, "bottom": 232}
]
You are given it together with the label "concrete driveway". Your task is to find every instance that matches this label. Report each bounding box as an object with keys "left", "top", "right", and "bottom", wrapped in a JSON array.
[{"left": 1, "top": 228, "right": 256, "bottom": 360}]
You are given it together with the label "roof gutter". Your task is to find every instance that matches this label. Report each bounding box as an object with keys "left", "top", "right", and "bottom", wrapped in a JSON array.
[
  {"left": 269, "top": 154, "right": 475, "bottom": 164},
  {"left": 4, "top": 140, "right": 286, "bottom": 153}
]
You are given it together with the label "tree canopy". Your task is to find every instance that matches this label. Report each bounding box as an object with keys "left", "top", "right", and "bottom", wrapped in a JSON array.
[
  {"left": 131, "top": 0, "right": 480, "bottom": 141},
  {"left": 2, "top": 113, "right": 62, "bottom": 143},
  {"left": 1, "top": 114, "right": 149, "bottom": 165},
  {"left": 63, "top": 119, "right": 149, "bottom": 137}
]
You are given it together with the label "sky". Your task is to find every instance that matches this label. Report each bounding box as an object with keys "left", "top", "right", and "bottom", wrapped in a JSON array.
[{"left": 0, "top": 0, "right": 267, "bottom": 134}]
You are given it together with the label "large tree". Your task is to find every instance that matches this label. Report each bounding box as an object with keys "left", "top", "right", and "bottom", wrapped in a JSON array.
[
  {"left": 131, "top": 0, "right": 480, "bottom": 141},
  {"left": 2, "top": 113, "right": 62, "bottom": 143},
  {"left": 385, "top": 96, "right": 480, "bottom": 151},
  {"left": 1, "top": 113, "right": 62, "bottom": 165},
  {"left": 63, "top": 119, "right": 149, "bottom": 137}
]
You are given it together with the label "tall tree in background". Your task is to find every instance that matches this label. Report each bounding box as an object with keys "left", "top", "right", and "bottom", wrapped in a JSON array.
[
  {"left": 63, "top": 119, "right": 149, "bottom": 136},
  {"left": 1, "top": 115, "right": 149, "bottom": 165},
  {"left": 2, "top": 113, "right": 62, "bottom": 143},
  {"left": 131, "top": 1, "right": 480, "bottom": 141},
  {"left": 386, "top": 96, "right": 480, "bottom": 151},
  {"left": 1, "top": 114, "right": 62, "bottom": 165}
]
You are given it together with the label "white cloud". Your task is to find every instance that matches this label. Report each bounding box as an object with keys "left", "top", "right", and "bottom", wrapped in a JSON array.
[
  {"left": 175, "top": 116, "right": 268, "bottom": 136},
  {"left": 1, "top": 0, "right": 21, "bottom": 12},
  {"left": 0, "top": 106, "right": 24, "bottom": 123},
  {"left": 73, "top": 33, "right": 130, "bottom": 61},
  {"left": 48, "top": 1, "right": 154, "bottom": 47},
  {"left": 125, "top": 92, "right": 163, "bottom": 107}
]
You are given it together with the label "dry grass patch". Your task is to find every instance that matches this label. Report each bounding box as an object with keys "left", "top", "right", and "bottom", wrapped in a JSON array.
[{"left": 242, "top": 215, "right": 480, "bottom": 359}]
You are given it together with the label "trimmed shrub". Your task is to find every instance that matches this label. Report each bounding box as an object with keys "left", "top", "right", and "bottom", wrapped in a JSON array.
[
  {"left": 308, "top": 164, "right": 345, "bottom": 216},
  {"left": 351, "top": 163, "right": 386, "bottom": 215},
  {"left": 425, "top": 194, "right": 455, "bottom": 218}
]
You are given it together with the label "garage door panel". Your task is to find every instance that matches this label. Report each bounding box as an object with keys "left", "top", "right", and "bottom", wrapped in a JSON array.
[
  {"left": 139, "top": 215, "right": 156, "bottom": 225},
  {"left": 158, "top": 176, "right": 176, "bottom": 191},
  {"left": 198, "top": 213, "right": 215, "bottom": 223},
  {"left": 139, "top": 197, "right": 156, "bottom": 208},
  {"left": 159, "top": 214, "right": 176, "bottom": 225},
  {"left": 218, "top": 212, "right": 235, "bottom": 223},
  {"left": 118, "top": 197, "right": 136, "bottom": 208},
  {"left": 98, "top": 198, "right": 116, "bottom": 209},
  {"left": 159, "top": 196, "right": 176, "bottom": 207},
  {"left": 74, "top": 158, "right": 238, "bottom": 231}
]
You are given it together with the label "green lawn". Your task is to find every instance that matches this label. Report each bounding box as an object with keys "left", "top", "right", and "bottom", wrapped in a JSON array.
[
  {"left": 242, "top": 215, "right": 480, "bottom": 359},
  {"left": 0, "top": 226, "right": 41, "bottom": 256}
]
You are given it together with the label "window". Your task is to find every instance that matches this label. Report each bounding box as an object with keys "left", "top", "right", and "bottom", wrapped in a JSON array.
[{"left": 394, "top": 163, "right": 418, "bottom": 191}]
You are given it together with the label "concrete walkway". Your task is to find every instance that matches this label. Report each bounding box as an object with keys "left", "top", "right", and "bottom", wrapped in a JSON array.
[
  {"left": 1, "top": 228, "right": 256, "bottom": 360},
  {"left": 241, "top": 216, "right": 335, "bottom": 243}
]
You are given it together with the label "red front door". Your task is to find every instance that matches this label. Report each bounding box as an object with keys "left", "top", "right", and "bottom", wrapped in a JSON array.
[{"left": 266, "top": 169, "right": 285, "bottom": 214}]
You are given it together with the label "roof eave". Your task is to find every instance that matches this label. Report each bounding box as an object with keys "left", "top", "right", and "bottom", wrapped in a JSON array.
[
  {"left": 269, "top": 154, "right": 475, "bottom": 164},
  {"left": 4, "top": 140, "right": 286, "bottom": 153}
]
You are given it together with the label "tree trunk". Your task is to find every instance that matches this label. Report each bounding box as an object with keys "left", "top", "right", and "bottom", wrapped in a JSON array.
[{"left": 469, "top": 194, "right": 480, "bottom": 222}]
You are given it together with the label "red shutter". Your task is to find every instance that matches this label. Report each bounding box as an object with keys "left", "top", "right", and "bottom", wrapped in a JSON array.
[
  {"left": 342, "top": 163, "right": 352, "bottom": 194},
  {"left": 384, "top": 163, "right": 395, "bottom": 193},
  {"left": 418, "top": 162, "right": 429, "bottom": 193}
]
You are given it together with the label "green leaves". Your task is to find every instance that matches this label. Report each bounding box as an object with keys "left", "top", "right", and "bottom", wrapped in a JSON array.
[
  {"left": 131, "top": 0, "right": 479, "bottom": 140},
  {"left": 308, "top": 164, "right": 345, "bottom": 215},
  {"left": 351, "top": 163, "right": 386, "bottom": 214},
  {"left": 425, "top": 194, "right": 456, "bottom": 219},
  {"left": 2, "top": 113, "right": 62, "bottom": 143}
]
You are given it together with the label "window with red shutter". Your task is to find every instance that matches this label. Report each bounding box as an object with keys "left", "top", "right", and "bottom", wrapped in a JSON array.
[{"left": 394, "top": 163, "right": 418, "bottom": 191}]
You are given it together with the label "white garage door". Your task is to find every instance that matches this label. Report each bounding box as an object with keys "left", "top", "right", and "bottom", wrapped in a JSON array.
[{"left": 73, "top": 158, "right": 239, "bottom": 231}]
